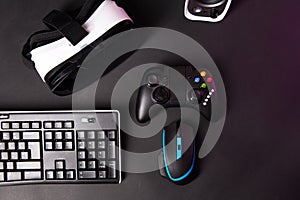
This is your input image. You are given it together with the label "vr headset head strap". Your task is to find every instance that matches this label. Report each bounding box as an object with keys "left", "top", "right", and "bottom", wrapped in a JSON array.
[{"left": 22, "top": 0, "right": 104, "bottom": 69}]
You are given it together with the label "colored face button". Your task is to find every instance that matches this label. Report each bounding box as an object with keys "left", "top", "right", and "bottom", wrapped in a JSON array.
[
  {"left": 200, "top": 71, "right": 206, "bottom": 77},
  {"left": 194, "top": 77, "right": 201, "bottom": 83},
  {"left": 201, "top": 83, "right": 207, "bottom": 88},
  {"left": 207, "top": 77, "right": 213, "bottom": 83}
]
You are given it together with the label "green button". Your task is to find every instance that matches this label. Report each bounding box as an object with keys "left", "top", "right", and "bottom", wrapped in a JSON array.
[{"left": 201, "top": 83, "right": 207, "bottom": 88}]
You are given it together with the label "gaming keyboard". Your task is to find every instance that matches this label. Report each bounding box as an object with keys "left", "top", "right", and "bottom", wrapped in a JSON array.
[{"left": 0, "top": 110, "right": 121, "bottom": 185}]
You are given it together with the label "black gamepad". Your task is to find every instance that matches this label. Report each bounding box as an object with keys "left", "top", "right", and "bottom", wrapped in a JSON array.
[{"left": 136, "top": 65, "right": 217, "bottom": 124}]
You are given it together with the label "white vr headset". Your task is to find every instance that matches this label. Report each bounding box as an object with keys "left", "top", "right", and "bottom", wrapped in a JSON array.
[{"left": 22, "top": 0, "right": 133, "bottom": 96}]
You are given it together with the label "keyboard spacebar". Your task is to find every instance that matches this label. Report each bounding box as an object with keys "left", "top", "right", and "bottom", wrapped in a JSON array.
[{"left": 17, "top": 162, "right": 41, "bottom": 170}]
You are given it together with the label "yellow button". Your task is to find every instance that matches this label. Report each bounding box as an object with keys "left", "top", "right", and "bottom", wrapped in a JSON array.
[{"left": 200, "top": 71, "right": 206, "bottom": 77}]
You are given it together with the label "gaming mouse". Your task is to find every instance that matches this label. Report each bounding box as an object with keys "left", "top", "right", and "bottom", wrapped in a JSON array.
[
  {"left": 184, "top": 0, "right": 232, "bottom": 22},
  {"left": 159, "top": 121, "right": 197, "bottom": 184}
]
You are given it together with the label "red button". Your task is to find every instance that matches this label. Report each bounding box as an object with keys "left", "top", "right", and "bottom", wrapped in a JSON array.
[{"left": 207, "top": 77, "right": 213, "bottom": 83}]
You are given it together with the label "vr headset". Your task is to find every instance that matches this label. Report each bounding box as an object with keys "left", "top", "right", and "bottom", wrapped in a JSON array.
[{"left": 22, "top": 0, "right": 133, "bottom": 96}]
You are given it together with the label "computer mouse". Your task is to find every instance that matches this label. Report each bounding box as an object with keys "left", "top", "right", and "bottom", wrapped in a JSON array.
[
  {"left": 184, "top": 0, "right": 232, "bottom": 22},
  {"left": 159, "top": 121, "right": 197, "bottom": 184}
]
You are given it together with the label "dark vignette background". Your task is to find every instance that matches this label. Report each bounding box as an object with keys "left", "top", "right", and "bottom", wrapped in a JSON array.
[{"left": 0, "top": 0, "right": 299, "bottom": 200}]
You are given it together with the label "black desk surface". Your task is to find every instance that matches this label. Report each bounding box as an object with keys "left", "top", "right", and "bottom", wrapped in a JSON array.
[{"left": 0, "top": 0, "right": 299, "bottom": 199}]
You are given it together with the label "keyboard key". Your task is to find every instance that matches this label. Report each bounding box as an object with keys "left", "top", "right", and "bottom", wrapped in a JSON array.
[
  {"left": 12, "top": 122, "right": 20, "bottom": 129},
  {"left": 64, "top": 121, "right": 73, "bottom": 129},
  {"left": 44, "top": 122, "right": 52, "bottom": 129},
  {"left": 78, "top": 161, "right": 86, "bottom": 169},
  {"left": 99, "top": 171, "right": 106, "bottom": 179},
  {"left": 56, "top": 171, "right": 64, "bottom": 179},
  {"left": 18, "top": 142, "right": 25, "bottom": 150},
  {"left": 0, "top": 162, "right": 3, "bottom": 169},
  {"left": 108, "top": 131, "right": 116, "bottom": 139},
  {"left": 65, "top": 131, "right": 73, "bottom": 139},
  {"left": 22, "top": 132, "right": 40, "bottom": 140},
  {"left": 55, "top": 142, "right": 63, "bottom": 150},
  {"left": 55, "top": 161, "right": 65, "bottom": 169},
  {"left": 17, "top": 161, "right": 41, "bottom": 169},
  {"left": 78, "top": 141, "right": 85, "bottom": 149},
  {"left": 87, "top": 141, "right": 95, "bottom": 149},
  {"left": 2, "top": 132, "right": 10, "bottom": 140},
  {"left": 77, "top": 131, "right": 85, "bottom": 139},
  {"left": 0, "top": 115, "right": 8, "bottom": 119},
  {"left": 0, "top": 172, "right": 4, "bottom": 181},
  {"left": 98, "top": 141, "right": 105, "bottom": 149},
  {"left": 98, "top": 151, "right": 105, "bottom": 159},
  {"left": 44, "top": 131, "right": 52, "bottom": 139},
  {"left": 99, "top": 161, "right": 106, "bottom": 169},
  {"left": 55, "top": 132, "right": 62, "bottom": 139},
  {"left": 8, "top": 142, "right": 15, "bottom": 150},
  {"left": 12, "top": 132, "right": 20, "bottom": 140},
  {"left": 1, "top": 122, "right": 10, "bottom": 129},
  {"left": 45, "top": 142, "right": 53, "bottom": 150},
  {"left": 46, "top": 171, "right": 54, "bottom": 180},
  {"left": 31, "top": 122, "right": 40, "bottom": 129},
  {"left": 21, "top": 122, "right": 30, "bottom": 129},
  {"left": 108, "top": 141, "right": 116, "bottom": 159},
  {"left": 78, "top": 151, "right": 86, "bottom": 159},
  {"left": 7, "top": 172, "right": 21, "bottom": 181},
  {"left": 87, "top": 131, "right": 95, "bottom": 139},
  {"left": 7, "top": 162, "right": 14, "bottom": 169},
  {"left": 10, "top": 152, "right": 18, "bottom": 160},
  {"left": 65, "top": 142, "right": 73, "bottom": 150},
  {"left": 21, "top": 152, "right": 29, "bottom": 160},
  {"left": 28, "top": 142, "right": 40, "bottom": 159},
  {"left": 88, "top": 151, "right": 96, "bottom": 159},
  {"left": 24, "top": 171, "right": 41, "bottom": 180},
  {"left": 54, "top": 122, "right": 63, "bottom": 129},
  {"left": 79, "top": 171, "right": 96, "bottom": 179},
  {"left": 97, "top": 131, "right": 105, "bottom": 139},
  {"left": 0, "top": 142, "right": 5, "bottom": 150},
  {"left": 108, "top": 161, "right": 117, "bottom": 178},
  {"left": 66, "top": 170, "right": 75, "bottom": 179},
  {"left": 88, "top": 161, "right": 96, "bottom": 169},
  {"left": 1, "top": 152, "right": 8, "bottom": 160}
]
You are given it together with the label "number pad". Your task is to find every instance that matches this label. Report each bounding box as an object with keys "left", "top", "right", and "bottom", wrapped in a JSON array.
[{"left": 76, "top": 130, "right": 118, "bottom": 180}]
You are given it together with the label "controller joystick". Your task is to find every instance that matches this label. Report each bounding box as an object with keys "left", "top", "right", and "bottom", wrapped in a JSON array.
[{"left": 153, "top": 86, "right": 170, "bottom": 104}]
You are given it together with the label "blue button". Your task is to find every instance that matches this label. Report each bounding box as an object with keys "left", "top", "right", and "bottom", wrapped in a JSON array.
[
  {"left": 194, "top": 77, "right": 201, "bottom": 83},
  {"left": 176, "top": 137, "right": 182, "bottom": 160}
]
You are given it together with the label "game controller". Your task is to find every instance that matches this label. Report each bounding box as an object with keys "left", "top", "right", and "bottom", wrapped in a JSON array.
[
  {"left": 136, "top": 66, "right": 217, "bottom": 124},
  {"left": 184, "top": 0, "right": 232, "bottom": 22}
]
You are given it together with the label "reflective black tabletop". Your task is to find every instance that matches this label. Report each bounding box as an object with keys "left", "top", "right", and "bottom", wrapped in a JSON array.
[{"left": 0, "top": 0, "right": 299, "bottom": 199}]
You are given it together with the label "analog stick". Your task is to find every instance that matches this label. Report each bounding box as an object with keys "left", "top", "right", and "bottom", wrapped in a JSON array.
[{"left": 152, "top": 86, "right": 170, "bottom": 104}]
